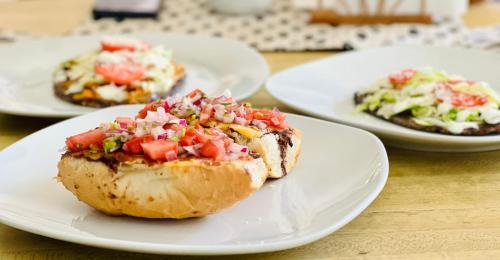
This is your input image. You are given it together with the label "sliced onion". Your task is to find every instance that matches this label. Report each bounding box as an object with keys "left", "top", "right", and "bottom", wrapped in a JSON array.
[
  {"left": 156, "top": 107, "right": 167, "bottom": 119},
  {"left": 224, "top": 152, "right": 240, "bottom": 161},
  {"left": 229, "top": 143, "right": 247, "bottom": 154},
  {"left": 165, "top": 129, "right": 176, "bottom": 139},
  {"left": 252, "top": 119, "right": 268, "bottom": 129},
  {"left": 222, "top": 112, "right": 235, "bottom": 123},
  {"left": 183, "top": 145, "right": 200, "bottom": 156},
  {"left": 165, "top": 150, "right": 177, "bottom": 161},
  {"left": 238, "top": 106, "right": 246, "bottom": 115},
  {"left": 151, "top": 126, "right": 167, "bottom": 139},
  {"left": 163, "top": 100, "right": 170, "bottom": 110},
  {"left": 234, "top": 117, "right": 247, "bottom": 125},
  {"left": 214, "top": 104, "right": 225, "bottom": 121},
  {"left": 222, "top": 89, "right": 232, "bottom": 98},
  {"left": 109, "top": 146, "right": 121, "bottom": 153}
]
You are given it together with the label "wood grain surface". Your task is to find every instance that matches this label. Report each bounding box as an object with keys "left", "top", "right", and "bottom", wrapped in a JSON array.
[{"left": 1, "top": 1, "right": 500, "bottom": 259}]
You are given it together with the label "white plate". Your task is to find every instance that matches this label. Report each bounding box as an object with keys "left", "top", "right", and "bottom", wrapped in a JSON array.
[
  {"left": 0, "top": 33, "right": 269, "bottom": 117},
  {"left": 0, "top": 106, "right": 387, "bottom": 255},
  {"left": 267, "top": 45, "right": 500, "bottom": 152}
]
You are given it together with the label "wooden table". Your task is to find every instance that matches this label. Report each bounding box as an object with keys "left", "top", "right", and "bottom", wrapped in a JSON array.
[{"left": 2, "top": 1, "right": 500, "bottom": 259}]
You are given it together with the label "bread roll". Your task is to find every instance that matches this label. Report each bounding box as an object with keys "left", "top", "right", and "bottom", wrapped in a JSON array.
[
  {"left": 58, "top": 155, "right": 267, "bottom": 219},
  {"left": 246, "top": 128, "right": 302, "bottom": 178}
]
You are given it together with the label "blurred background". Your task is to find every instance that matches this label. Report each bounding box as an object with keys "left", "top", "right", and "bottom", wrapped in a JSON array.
[{"left": 0, "top": 0, "right": 499, "bottom": 51}]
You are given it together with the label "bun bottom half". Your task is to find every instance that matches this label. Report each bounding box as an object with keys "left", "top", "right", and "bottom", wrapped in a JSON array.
[{"left": 57, "top": 155, "right": 267, "bottom": 219}]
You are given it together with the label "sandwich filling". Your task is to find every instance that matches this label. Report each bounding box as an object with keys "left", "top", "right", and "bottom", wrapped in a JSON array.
[
  {"left": 64, "top": 89, "right": 291, "bottom": 167},
  {"left": 355, "top": 67, "right": 500, "bottom": 135}
]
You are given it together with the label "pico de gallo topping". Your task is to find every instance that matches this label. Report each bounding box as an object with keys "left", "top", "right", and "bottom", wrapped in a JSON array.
[
  {"left": 356, "top": 67, "right": 500, "bottom": 134},
  {"left": 54, "top": 36, "right": 182, "bottom": 104},
  {"left": 137, "top": 89, "right": 288, "bottom": 130},
  {"left": 64, "top": 90, "right": 287, "bottom": 162}
]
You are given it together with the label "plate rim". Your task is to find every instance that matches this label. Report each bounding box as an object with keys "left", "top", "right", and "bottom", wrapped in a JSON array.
[
  {"left": 0, "top": 108, "right": 388, "bottom": 255},
  {"left": 0, "top": 33, "right": 270, "bottom": 118},
  {"left": 266, "top": 45, "right": 500, "bottom": 147}
]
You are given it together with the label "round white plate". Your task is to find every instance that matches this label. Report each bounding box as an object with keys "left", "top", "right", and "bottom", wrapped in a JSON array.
[
  {"left": 0, "top": 33, "right": 269, "bottom": 117},
  {"left": 267, "top": 45, "right": 500, "bottom": 152},
  {"left": 0, "top": 106, "right": 387, "bottom": 255}
]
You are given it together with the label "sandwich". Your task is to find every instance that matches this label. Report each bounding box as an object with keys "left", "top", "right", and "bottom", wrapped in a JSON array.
[
  {"left": 54, "top": 36, "right": 185, "bottom": 107},
  {"left": 57, "top": 90, "right": 302, "bottom": 218}
]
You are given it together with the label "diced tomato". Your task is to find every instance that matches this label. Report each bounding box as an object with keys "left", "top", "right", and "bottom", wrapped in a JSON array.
[
  {"left": 187, "top": 89, "right": 205, "bottom": 106},
  {"left": 435, "top": 83, "right": 488, "bottom": 108},
  {"left": 101, "top": 38, "right": 150, "bottom": 52},
  {"left": 163, "top": 123, "right": 181, "bottom": 131},
  {"left": 66, "top": 129, "right": 106, "bottom": 152},
  {"left": 95, "top": 61, "right": 144, "bottom": 85},
  {"left": 115, "top": 117, "right": 135, "bottom": 129},
  {"left": 236, "top": 106, "right": 253, "bottom": 121},
  {"left": 199, "top": 139, "right": 225, "bottom": 160},
  {"left": 137, "top": 101, "right": 163, "bottom": 119},
  {"left": 388, "top": 69, "right": 416, "bottom": 88},
  {"left": 141, "top": 140, "right": 178, "bottom": 161},
  {"left": 252, "top": 109, "right": 287, "bottom": 129},
  {"left": 180, "top": 130, "right": 198, "bottom": 146},
  {"left": 123, "top": 134, "right": 154, "bottom": 154},
  {"left": 180, "top": 128, "right": 208, "bottom": 146},
  {"left": 199, "top": 104, "right": 213, "bottom": 124},
  {"left": 187, "top": 89, "right": 203, "bottom": 98},
  {"left": 252, "top": 109, "right": 272, "bottom": 120},
  {"left": 447, "top": 79, "right": 462, "bottom": 84}
]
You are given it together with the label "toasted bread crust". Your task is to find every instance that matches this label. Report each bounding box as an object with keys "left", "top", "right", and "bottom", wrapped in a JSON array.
[
  {"left": 54, "top": 63, "right": 185, "bottom": 108},
  {"left": 57, "top": 155, "right": 267, "bottom": 219}
]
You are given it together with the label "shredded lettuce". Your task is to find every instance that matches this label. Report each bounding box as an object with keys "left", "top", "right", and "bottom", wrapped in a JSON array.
[
  {"left": 466, "top": 111, "right": 480, "bottom": 122},
  {"left": 442, "top": 108, "right": 458, "bottom": 121},
  {"left": 356, "top": 67, "right": 499, "bottom": 134},
  {"left": 411, "top": 106, "right": 432, "bottom": 117},
  {"left": 404, "top": 68, "right": 448, "bottom": 88}
]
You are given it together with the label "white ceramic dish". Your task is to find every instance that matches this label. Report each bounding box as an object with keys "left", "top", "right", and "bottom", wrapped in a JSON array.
[
  {"left": 266, "top": 45, "right": 500, "bottom": 152},
  {"left": 0, "top": 105, "right": 388, "bottom": 255},
  {"left": 0, "top": 33, "right": 269, "bottom": 117}
]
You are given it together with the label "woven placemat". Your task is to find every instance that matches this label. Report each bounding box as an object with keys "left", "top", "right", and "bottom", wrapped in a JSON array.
[{"left": 3, "top": 0, "right": 500, "bottom": 51}]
